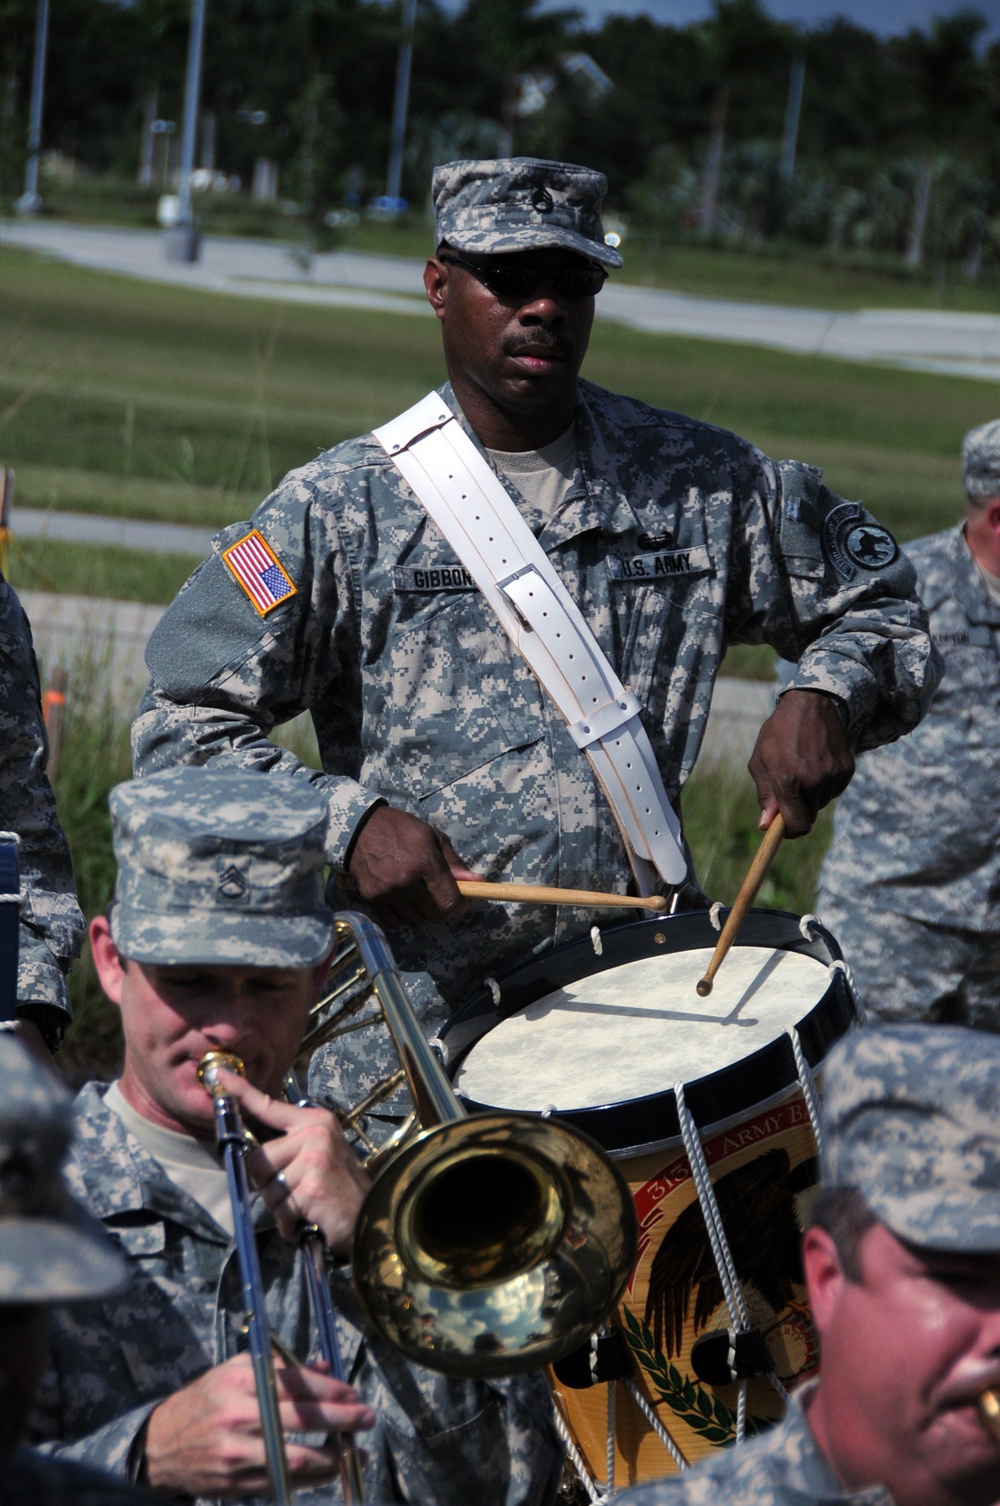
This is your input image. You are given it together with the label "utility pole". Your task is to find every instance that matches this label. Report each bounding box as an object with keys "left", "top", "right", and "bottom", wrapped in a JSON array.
[
  {"left": 18, "top": 0, "right": 50, "bottom": 213},
  {"left": 779, "top": 53, "right": 806, "bottom": 185},
  {"left": 165, "top": 0, "right": 207, "bottom": 261},
  {"left": 385, "top": 0, "right": 417, "bottom": 211}
]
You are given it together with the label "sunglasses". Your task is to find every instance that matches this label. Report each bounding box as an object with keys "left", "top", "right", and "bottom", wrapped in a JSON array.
[{"left": 439, "top": 252, "right": 608, "bottom": 300}]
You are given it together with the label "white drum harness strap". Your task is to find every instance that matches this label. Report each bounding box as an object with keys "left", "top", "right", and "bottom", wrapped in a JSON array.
[
  {"left": 0, "top": 832, "right": 20, "bottom": 1026},
  {"left": 373, "top": 394, "right": 686, "bottom": 895}
]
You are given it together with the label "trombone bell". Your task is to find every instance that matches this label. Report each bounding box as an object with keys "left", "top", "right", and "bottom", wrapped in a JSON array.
[{"left": 352, "top": 1110, "right": 637, "bottom": 1379}]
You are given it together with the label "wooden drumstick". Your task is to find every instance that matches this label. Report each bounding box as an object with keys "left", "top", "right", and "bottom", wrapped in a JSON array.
[
  {"left": 458, "top": 881, "right": 668, "bottom": 912},
  {"left": 696, "top": 814, "right": 786, "bottom": 997}
]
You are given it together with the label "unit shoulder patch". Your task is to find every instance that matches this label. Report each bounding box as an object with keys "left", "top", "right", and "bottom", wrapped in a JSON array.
[
  {"left": 822, "top": 503, "right": 898, "bottom": 581},
  {"left": 222, "top": 530, "right": 297, "bottom": 616}
]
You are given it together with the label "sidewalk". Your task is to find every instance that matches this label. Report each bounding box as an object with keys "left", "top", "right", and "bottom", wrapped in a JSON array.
[{"left": 21, "top": 586, "right": 769, "bottom": 765}]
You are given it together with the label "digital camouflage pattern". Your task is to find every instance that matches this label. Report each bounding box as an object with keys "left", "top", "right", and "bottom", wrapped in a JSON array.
[
  {"left": 133, "top": 379, "right": 939, "bottom": 1105},
  {"left": 109, "top": 767, "right": 335, "bottom": 968},
  {"left": 28, "top": 1083, "right": 562, "bottom": 1506},
  {"left": 821, "top": 1023, "right": 1000, "bottom": 1254},
  {"left": 818, "top": 525, "right": 1000, "bottom": 1025},
  {"left": 432, "top": 156, "right": 624, "bottom": 266},
  {"left": 0, "top": 574, "right": 84, "bottom": 1039},
  {"left": 962, "top": 419, "right": 1000, "bottom": 497},
  {"left": 611, "top": 1387, "right": 894, "bottom": 1506},
  {"left": 3, "top": 1445, "right": 158, "bottom": 1506},
  {"left": 0, "top": 1034, "right": 125, "bottom": 1304}
]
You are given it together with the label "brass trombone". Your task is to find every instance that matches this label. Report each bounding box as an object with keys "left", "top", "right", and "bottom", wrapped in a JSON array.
[
  {"left": 201, "top": 912, "right": 637, "bottom": 1498},
  {"left": 319, "top": 912, "right": 638, "bottom": 1379}
]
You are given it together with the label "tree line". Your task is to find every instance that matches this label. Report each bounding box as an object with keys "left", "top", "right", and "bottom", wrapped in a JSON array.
[{"left": 1, "top": 0, "right": 998, "bottom": 272}]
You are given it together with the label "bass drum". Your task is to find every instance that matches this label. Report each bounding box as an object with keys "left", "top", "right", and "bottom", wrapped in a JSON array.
[{"left": 440, "top": 908, "right": 859, "bottom": 1489}]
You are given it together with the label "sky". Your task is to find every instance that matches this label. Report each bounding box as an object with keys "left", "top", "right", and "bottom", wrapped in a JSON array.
[{"left": 538, "top": 0, "right": 1000, "bottom": 44}]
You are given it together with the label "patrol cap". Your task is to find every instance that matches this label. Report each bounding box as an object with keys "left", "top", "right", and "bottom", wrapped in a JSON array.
[
  {"left": 821, "top": 1025, "right": 1000, "bottom": 1254},
  {"left": 109, "top": 767, "right": 335, "bottom": 969},
  {"left": 0, "top": 1035, "right": 126, "bottom": 1303},
  {"left": 432, "top": 157, "right": 624, "bottom": 269},
  {"left": 963, "top": 419, "right": 1000, "bottom": 497}
]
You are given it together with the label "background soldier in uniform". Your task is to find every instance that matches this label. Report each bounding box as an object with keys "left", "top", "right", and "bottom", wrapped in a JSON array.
[
  {"left": 818, "top": 418, "right": 1000, "bottom": 1027},
  {"left": 27, "top": 765, "right": 561, "bottom": 1506},
  {"left": 0, "top": 570, "right": 84, "bottom": 1051},
  {"left": 0, "top": 1032, "right": 154, "bottom": 1504},
  {"left": 132, "top": 156, "right": 939, "bottom": 1106},
  {"left": 614, "top": 1024, "right": 1000, "bottom": 1506}
]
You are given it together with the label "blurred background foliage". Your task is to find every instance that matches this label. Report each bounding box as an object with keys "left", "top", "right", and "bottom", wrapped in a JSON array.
[{"left": 1, "top": 0, "right": 1000, "bottom": 280}]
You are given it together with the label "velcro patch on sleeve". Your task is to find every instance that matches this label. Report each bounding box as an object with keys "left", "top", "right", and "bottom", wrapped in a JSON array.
[{"left": 222, "top": 529, "right": 297, "bottom": 616}]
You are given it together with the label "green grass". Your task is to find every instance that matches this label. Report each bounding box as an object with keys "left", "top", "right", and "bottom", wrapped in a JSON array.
[
  {"left": 2, "top": 536, "right": 202, "bottom": 603},
  {"left": 1, "top": 243, "right": 988, "bottom": 550}
]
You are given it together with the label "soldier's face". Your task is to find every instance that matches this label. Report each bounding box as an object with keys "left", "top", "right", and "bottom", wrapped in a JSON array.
[
  {"left": 90, "top": 916, "right": 326, "bottom": 1138},
  {"left": 804, "top": 1222, "right": 1000, "bottom": 1503},
  {"left": 424, "top": 247, "right": 595, "bottom": 445}
]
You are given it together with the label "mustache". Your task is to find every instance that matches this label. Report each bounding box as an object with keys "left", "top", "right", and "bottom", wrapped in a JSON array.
[{"left": 503, "top": 332, "right": 573, "bottom": 360}]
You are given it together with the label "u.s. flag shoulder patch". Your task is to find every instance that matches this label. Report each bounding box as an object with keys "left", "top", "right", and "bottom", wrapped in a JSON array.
[{"left": 222, "top": 530, "right": 297, "bottom": 616}]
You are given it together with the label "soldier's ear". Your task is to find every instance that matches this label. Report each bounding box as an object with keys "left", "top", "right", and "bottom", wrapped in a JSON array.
[
  {"left": 89, "top": 914, "right": 126, "bottom": 1006},
  {"left": 424, "top": 256, "right": 450, "bottom": 319},
  {"left": 802, "top": 1226, "right": 845, "bottom": 1335}
]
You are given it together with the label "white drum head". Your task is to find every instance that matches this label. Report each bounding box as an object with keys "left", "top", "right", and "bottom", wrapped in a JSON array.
[{"left": 453, "top": 945, "right": 830, "bottom": 1113}]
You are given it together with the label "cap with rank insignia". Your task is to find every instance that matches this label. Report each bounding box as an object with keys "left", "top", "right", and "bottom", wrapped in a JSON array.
[{"left": 109, "top": 767, "right": 334, "bottom": 967}]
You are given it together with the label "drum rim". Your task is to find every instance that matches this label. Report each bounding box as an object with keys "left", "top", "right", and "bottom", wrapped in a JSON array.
[{"left": 442, "top": 908, "right": 858, "bottom": 1157}]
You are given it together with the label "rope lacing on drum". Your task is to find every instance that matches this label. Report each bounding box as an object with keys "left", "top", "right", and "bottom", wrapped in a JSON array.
[
  {"left": 674, "top": 1080, "right": 750, "bottom": 1442},
  {"left": 786, "top": 1026, "right": 824, "bottom": 1160},
  {"left": 624, "top": 1380, "right": 688, "bottom": 1471},
  {"left": 708, "top": 901, "right": 724, "bottom": 932},
  {"left": 606, "top": 1362, "right": 617, "bottom": 1492},
  {"left": 551, "top": 1403, "right": 603, "bottom": 1501}
]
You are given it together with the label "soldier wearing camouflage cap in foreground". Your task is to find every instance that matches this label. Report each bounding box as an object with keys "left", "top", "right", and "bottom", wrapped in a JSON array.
[
  {"left": 0, "top": 571, "right": 85, "bottom": 1051},
  {"left": 0, "top": 1033, "right": 157, "bottom": 1504},
  {"left": 613, "top": 1024, "right": 1000, "bottom": 1506},
  {"left": 133, "top": 155, "right": 939, "bottom": 1109},
  {"left": 27, "top": 767, "right": 561, "bottom": 1506},
  {"left": 819, "top": 417, "right": 1000, "bottom": 1027}
]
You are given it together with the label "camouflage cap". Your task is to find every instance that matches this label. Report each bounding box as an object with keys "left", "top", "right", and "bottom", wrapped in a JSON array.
[
  {"left": 110, "top": 767, "right": 335, "bottom": 969},
  {"left": 821, "top": 1025, "right": 1000, "bottom": 1254},
  {"left": 963, "top": 419, "right": 1000, "bottom": 497},
  {"left": 432, "top": 157, "right": 624, "bottom": 269},
  {"left": 0, "top": 1035, "right": 126, "bottom": 1302}
]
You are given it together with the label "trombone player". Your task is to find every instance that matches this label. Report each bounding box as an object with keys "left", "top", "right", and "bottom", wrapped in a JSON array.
[{"left": 27, "top": 766, "right": 562, "bottom": 1505}]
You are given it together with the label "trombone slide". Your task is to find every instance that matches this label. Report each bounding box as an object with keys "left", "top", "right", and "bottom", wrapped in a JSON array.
[{"left": 199, "top": 1052, "right": 294, "bottom": 1506}]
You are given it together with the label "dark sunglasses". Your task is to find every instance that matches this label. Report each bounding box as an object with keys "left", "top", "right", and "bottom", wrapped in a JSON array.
[{"left": 439, "top": 252, "right": 608, "bottom": 300}]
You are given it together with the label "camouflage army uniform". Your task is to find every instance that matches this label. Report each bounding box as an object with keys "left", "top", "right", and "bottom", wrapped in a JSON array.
[
  {"left": 0, "top": 573, "right": 83, "bottom": 1042},
  {"left": 818, "top": 525, "right": 1000, "bottom": 1026},
  {"left": 27, "top": 1082, "right": 562, "bottom": 1506},
  {"left": 133, "top": 380, "right": 937, "bottom": 1098},
  {"left": 2, "top": 1445, "right": 158, "bottom": 1506},
  {"left": 613, "top": 1386, "right": 893, "bottom": 1506}
]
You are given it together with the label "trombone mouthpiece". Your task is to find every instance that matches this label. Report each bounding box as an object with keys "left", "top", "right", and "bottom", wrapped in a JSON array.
[
  {"left": 197, "top": 1050, "right": 246, "bottom": 1094},
  {"left": 978, "top": 1387, "right": 1000, "bottom": 1443}
]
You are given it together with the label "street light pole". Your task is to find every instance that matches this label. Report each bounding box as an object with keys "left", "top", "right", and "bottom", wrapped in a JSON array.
[
  {"left": 165, "top": 0, "right": 207, "bottom": 261},
  {"left": 19, "top": 0, "right": 50, "bottom": 213},
  {"left": 385, "top": 0, "right": 417, "bottom": 210}
]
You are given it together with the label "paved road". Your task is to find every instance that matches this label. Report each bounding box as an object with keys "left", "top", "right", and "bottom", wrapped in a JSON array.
[
  {"left": 6, "top": 218, "right": 1000, "bottom": 381},
  {"left": 13, "top": 506, "right": 213, "bottom": 555}
]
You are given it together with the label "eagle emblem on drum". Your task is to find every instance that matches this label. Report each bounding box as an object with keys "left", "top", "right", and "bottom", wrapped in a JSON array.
[{"left": 644, "top": 1150, "right": 818, "bottom": 1360}]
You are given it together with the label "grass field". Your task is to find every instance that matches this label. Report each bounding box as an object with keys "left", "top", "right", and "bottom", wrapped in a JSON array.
[{"left": 1, "top": 244, "right": 988, "bottom": 554}]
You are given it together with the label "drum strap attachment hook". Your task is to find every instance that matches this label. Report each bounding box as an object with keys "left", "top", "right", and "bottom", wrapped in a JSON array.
[{"left": 689, "top": 1327, "right": 775, "bottom": 1389}]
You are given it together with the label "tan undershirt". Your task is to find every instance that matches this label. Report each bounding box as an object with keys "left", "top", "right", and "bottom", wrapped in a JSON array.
[
  {"left": 487, "top": 423, "right": 580, "bottom": 529},
  {"left": 976, "top": 557, "right": 1000, "bottom": 606},
  {"left": 106, "top": 1079, "right": 235, "bottom": 1236}
]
